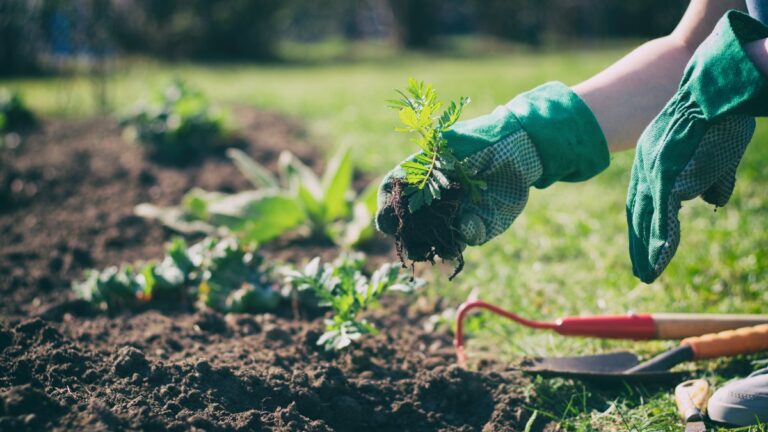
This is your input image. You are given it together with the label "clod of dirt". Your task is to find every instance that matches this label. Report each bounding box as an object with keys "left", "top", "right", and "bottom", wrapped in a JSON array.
[
  {"left": 113, "top": 346, "right": 149, "bottom": 377},
  {"left": 2, "top": 384, "right": 60, "bottom": 416},
  {"left": 390, "top": 179, "right": 466, "bottom": 279}
]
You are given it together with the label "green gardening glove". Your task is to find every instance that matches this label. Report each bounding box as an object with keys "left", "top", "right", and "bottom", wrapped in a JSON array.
[
  {"left": 377, "top": 82, "right": 609, "bottom": 249},
  {"left": 627, "top": 10, "right": 768, "bottom": 283}
]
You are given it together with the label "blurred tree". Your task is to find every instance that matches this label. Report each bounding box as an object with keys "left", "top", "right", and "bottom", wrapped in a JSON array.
[
  {"left": 110, "top": 0, "right": 286, "bottom": 60},
  {"left": 387, "top": 0, "right": 441, "bottom": 48},
  {"left": 471, "top": 0, "right": 548, "bottom": 46},
  {"left": 546, "top": 0, "right": 688, "bottom": 40},
  {"left": 0, "top": 0, "right": 46, "bottom": 76}
]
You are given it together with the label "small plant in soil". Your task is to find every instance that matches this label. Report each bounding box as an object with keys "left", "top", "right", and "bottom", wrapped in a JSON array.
[
  {"left": 74, "top": 237, "right": 281, "bottom": 313},
  {"left": 135, "top": 146, "right": 379, "bottom": 248},
  {"left": 283, "top": 253, "right": 423, "bottom": 350},
  {"left": 0, "top": 89, "right": 37, "bottom": 134},
  {"left": 387, "top": 79, "right": 482, "bottom": 279},
  {"left": 120, "top": 79, "right": 235, "bottom": 164}
]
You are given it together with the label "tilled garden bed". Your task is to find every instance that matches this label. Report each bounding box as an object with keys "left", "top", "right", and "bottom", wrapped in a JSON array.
[{"left": 0, "top": 109, "right": 531, "bottom": 431}]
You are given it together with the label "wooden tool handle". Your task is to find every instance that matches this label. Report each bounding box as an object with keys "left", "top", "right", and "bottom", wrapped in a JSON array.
[
  {"left": 682, "top": 324, "right": 768, "bottom": 359},
  {"left": 652, "top": 313, "right": 768, "bottom": 339},
  {"left": 675, "top": 379, "right": 711, "bottom": 421}
]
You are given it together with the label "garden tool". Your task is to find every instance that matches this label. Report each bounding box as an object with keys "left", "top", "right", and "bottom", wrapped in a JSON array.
[
  {"left": 675, "top": 379, "right": 712, "bottom": 432},
  {"left": 521, "top": 324, "right": 768, "bottom": 382},
  {"left": 453, "top": 299, "right": 768, "bottom": 367}
]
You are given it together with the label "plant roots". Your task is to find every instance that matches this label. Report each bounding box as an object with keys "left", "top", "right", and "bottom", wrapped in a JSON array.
[{"left": 390, "top": 179, "right": 465, "bottom": 280}]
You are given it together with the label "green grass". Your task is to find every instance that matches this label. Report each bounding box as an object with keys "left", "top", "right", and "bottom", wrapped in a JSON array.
[{"left": 3, "top": 45, "right": 767, "bottom": 431}]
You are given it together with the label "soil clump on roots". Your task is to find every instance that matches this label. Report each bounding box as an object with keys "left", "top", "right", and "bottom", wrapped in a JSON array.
[{"left": 390, "top": 179, "right": 465, "bottom": 280}]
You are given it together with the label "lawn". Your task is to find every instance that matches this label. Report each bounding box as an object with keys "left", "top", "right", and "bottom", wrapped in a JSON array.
[{"left": 3, "top": 44, "right": 767, "bottom": 430}]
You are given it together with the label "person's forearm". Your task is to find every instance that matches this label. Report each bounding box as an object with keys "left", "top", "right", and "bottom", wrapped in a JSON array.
[
  {"left": 746, "top": 38, "right": 768, "bottom": 77},
  {"left": 572, "top": 0, "right": 745, "bottom": 153},
  {"left": 573, "top": 37, "right": 692, "bottom": 152}
]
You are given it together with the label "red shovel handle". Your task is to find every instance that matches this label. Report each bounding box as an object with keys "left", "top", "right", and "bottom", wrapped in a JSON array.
[{"left": 453, "top": 300, "right": 657, "bottom": 367}]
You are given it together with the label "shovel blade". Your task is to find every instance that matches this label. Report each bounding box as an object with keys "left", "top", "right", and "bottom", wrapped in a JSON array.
[
  {"left": 524, "top": 351, "right": 640, "bottom": 374},
  {"left": 520, "top": 351, "right": 687, "bottom": 382}
]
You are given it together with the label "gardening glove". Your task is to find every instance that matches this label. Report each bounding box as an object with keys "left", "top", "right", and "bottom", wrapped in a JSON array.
[
  {"left": 627, "top": 10, "right": 768, "bottom": 283},
  {"left": 377, "top": 81, "right": 609, "bottom": 246}
]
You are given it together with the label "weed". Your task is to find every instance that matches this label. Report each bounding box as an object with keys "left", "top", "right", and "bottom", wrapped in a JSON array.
[
  {"left": 120, "top": 79, "right": 234, "bottom": 164},
  {"left": 282, "top": 253, "right": 423, "bottom": 350},
  {"left": 387, "top": 79, "right": 477, "bottom": 278},
  {"left": 135, "top": 146, "right": 379, "bottom": 247}
]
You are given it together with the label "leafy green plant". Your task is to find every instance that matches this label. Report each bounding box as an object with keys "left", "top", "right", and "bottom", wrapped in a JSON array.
[
  {"left": 229, "top": 147, "right": 379, "bottom": 245},
  {"left": 282, "top": 253, "right": 423, "bottom": 350},
  {"left": 388, "top": 78, "right": 481, "bottom": 212},
  {"left": 74, "top": 237, "right": 281, "bottom": 313},
  {"left": 0, "top": 89, "right": 36, "bottom": 133},
  {"left": 120, "top": 79, "right": 234, "bottom": 163},
  {"left": 135, "top": 146, "right": 379, "bottom": 247},
  {"left": 196, "top": 237, "right": 281, "bottom": 313}
]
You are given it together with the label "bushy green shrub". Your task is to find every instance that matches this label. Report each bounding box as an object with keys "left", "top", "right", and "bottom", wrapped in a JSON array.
[
  {"left": 135, "top": 147, "right": 380, "bottom": 248},
  {"left": 74, "top": 237, "right": 280, "bottom": 313},
  {"left": 282, "top": 253, "right": 423, "bottom": 350},
  {"left": 74, "top": 240, "right": 421, "bottom": 350},
  {"left": 121, "top": 79, "right": 233, "bottom": 164},
  {"left": 0, "top": 89, "right": 36, "bottom": 133}
]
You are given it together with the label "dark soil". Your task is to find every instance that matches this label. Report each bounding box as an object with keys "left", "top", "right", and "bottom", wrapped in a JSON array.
[
  {"left": 0, "top": 109, "right": 531, "bottom": 431},
  {"left": 0, "top": 107, "right": 327, "bottom": 317},
  {"left": 390, "top": 179, "right": 465, "bottom": 280}
]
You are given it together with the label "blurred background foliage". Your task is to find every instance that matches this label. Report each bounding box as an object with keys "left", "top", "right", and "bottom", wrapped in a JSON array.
[{"left": 2, "top": 0, "right": 688, "bottom": 76}]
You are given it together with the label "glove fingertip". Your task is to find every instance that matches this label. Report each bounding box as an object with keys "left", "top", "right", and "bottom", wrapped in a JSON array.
[
  {"left": 458, "top": 213, "right": 486, "bottom": 246},
  {"left": 375, "top": 205, "right": 398, "bottom": 236}
]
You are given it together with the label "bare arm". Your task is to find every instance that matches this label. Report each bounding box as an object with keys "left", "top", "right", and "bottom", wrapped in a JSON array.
[
  {"left": 573, "top": 0, "right": 746, "bottom": 153},
  {"left": 746, "top": 38, "right": 768, "bottom": 77}
]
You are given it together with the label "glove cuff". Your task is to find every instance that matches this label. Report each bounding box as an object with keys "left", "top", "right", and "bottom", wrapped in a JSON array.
[
  {"left": 685, "top": 10, "right": 768, "bottom": 119},
  {"left": 506, "top": 81, "right": 609, "bottom": 188}
]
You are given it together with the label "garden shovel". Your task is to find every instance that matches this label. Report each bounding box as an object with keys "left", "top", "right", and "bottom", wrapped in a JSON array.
[
  {"left": 453, "top": 299, "right": 768, "bottom": 367},
  {"left": 521, "top": 324, "right": 768, "bottom": 382}
]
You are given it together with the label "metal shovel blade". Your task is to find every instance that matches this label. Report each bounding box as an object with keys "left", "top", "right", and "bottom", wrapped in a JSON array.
[{"left": 521, "top": 351, "right": 688, "bottom": 382}]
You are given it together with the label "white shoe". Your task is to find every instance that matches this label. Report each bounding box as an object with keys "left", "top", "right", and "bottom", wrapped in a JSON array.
[{"left": 708, "top": 367, "right": 768, "bottom": 426}]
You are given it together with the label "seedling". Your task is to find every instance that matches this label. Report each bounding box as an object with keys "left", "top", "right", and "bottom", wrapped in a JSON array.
[
  {"left": 387, "top": 79, "right": 479, "bottom": 279},
  {"left": 229, "top": 147, "right": 379, "bottom": 245},
  {"left": 0, "top": 89, "right": 36, "bottom": 133},
  {"left": 74, "top": 237, "right": 281, "bottom": 314},
  {"left": 120, "top": 79, "right": 234, "bottom": 164},
  {"left": 283, "top": 254, "right": 423, "bottom": 350},
  {"left": 135, "top": 147, "right": 379, "bottom": 247},
  {"left": 195, "top": 237, "right": 281, "bottom": 313}
]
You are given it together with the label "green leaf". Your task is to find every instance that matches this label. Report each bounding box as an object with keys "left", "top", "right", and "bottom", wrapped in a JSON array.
[
  {"left": 182, "top": 192, "right": 211, "bottom": 221},
  {"left": 524, "top": 411, "right": 538, "bottom": 432},
  {"left": 427, "top": 178, "right": 442, "bottom": 201},
  {"left": 226, "top": 148, "right": 279, "bottom": 189},
  {"left": 359, "top": 178, "right": 380, "bottom": 215},
  {"left": 321, "top": 146, "right": 353, "bottom": 221},
  {"left": 419, "top": 104, "right": 433, "bottom": 128},
  {"left": 134, "top": 203, "right": 216, "bottom": 235},
  {"left": 392, "top": 79, "right": 471, "bottom": 208},
  {"left": 206, "top": 191, "right": 306, "bottom": 243},
  {"left": 398, "top": 107, "right": 419, "bottom": 130},
  {"left": 401, "top": 161, "right": 430, "bottom": 172},
  {"left": 432, "top": 169, "right": 451, "bottom": 188},
  {"left": 406, "top": 187, "right": 431, "bottom": 212},
  {"left": 278, "top": 150, "right": 323, "bottom": 200},
  {"left": 298, "top": 183, "right": 325, "bottom": 226}
]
